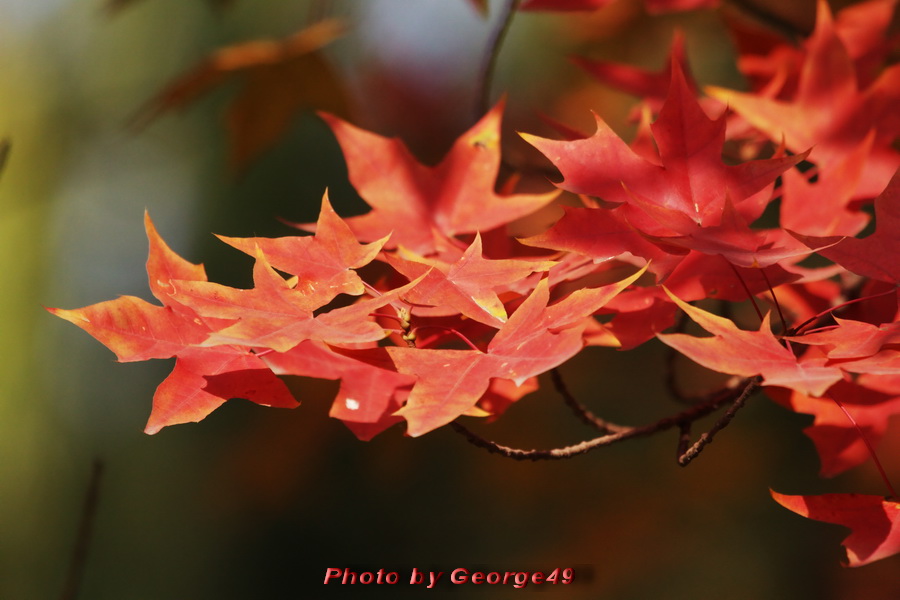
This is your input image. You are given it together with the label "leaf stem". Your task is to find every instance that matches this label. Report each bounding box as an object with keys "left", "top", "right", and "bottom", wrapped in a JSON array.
[
  {"left": 729, "top": 262, "right": 764, "bottom": 322},
  {"left": 760, "top": 268, "right": 787, "bottom": 334},
  {"left": 369, "top": 312, "right": 406, "bottom": 325},
  {"left": 411, "top": 325, "right": 482, "bottom": 351},
  {"left": 828, "top": 392, "right": 898, "bottom": 499}
]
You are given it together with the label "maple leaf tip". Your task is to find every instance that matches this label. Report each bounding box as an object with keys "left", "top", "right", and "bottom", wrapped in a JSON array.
[
  {"left": 660, "top": 285, "right": 681, "bottom": 304},
  {"left": 703, "top": 85, "right": 733, "bottom": 105},
  {"left": 315, "top": 110, "right": 342, "bottom": 128},
  {"left": 815, "top": 0, "right": 835, "bottom": 27},
  {"left": 143, "top": 210, "right": 156, "bottom": 233}
]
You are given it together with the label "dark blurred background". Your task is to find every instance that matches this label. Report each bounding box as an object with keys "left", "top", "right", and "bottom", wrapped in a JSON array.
[{"left": 2, "top": 0, "right": 898, "bottom": 598}]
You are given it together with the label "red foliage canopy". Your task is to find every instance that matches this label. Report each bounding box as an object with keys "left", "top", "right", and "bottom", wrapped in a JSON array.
[{"left": 56, "top": 0, "right": 900, "bottom": 567}]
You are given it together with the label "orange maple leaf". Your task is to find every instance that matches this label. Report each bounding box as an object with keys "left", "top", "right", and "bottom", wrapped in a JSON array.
[{"left": 314, "top": 100, "right": 558, "bottom": 255}]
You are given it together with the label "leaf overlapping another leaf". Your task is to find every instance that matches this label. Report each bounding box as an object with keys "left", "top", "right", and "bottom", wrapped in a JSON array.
[
  {"left": 708, "top": 0, "right": 900, "bottom": 199},
  {"left": 658, "top": 289, "right": 843, "bottom": 397},
  {"left": 48, "top": 1, "right": 900, "bottom": 569},
  {"left": 313, "top": 101, "right": 558, "bottom": 254},
  {"left": 522, "top": 58, "right": 810, "bottom": 285},
  {"left": 390, "top": 267, "right": 645, "bottom": 436}
]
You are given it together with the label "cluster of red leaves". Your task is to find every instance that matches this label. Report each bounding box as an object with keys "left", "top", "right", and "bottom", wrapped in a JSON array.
[{"left": 57, "top": 0, "right": 899, "bottom": 566}]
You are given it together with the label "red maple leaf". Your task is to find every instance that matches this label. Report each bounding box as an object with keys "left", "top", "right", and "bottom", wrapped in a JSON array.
[
  {"left": 522, "top": 59, "right": 806, "bottom": 275},
  {"left": 660, "top": 250, "right": 799, "bottom": 302},
  {"left": 145, "top": 345, "right": 298, "bottom": 434},
  {"left": 767, "top": 375, "right": 900, "bottom": 476},
  {"left": 313, "top": 101, "right": 558, "bottom": 254},
  {"left": 771, "top": 491, "right": 900, "bottom": 566},
  {"left": 793, "top": 169, "right": 900, "bottom": 284},
  {"left": 730, "top": 0, "right": 900, "bottom": 95},
  {"left": 144, "top": 211, "right": 208, "bottom": 307},
  {"left": 262, "top": 341, "right": 414, "bottom": 441},
  {"left": 216, "top": 192, "right": 387, "bottom": 304},
  {"left": 388, "top": 267, "right": 644, "bottom": 436},
  {"left": 520, "top": 203, "right": 685, "bottom": 277},
  {"left": 709, "top": 0, "right": 900, "bottom": 199},
  {"left": 789, "top": 318, "right": 900, "bottom": 361},
  {"left": 382, "top": 233, "right": 556, "bottom": 326},
  {"left": 170, "top": 248, "right": 423, "bottom": 352},
  {"left": 632, "top": 194, "right": 813, "bottom": 269},
  {"left": 780, "top": 131, "right": 873, "bottom": 237},
  {"left": 658, "top": 289, "right": 843, "bottom": 396},
  {"left": 572, "top": 31, "right": 697, "bottom": 115},
  {"left": 836, "top": 350, "right": 900, "bottom": 377},
  {"left": 833, "top": 0, "right": 900, "bottom": 85},
  {"left": 47, "top": 213, "right": 215, "bottom": 361},
  {"left": 47, "top": 296, "right": 211, "bottom": 363},
  {"left": 51, "top": 214, "right": 301, "bottom": 433}
]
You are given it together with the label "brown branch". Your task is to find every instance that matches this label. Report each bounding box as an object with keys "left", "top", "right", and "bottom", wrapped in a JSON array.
[
  {"left": 676, "top": 421, "right": 693, "bottom": 458},
  {"left": 474, "top": 0, "right": 521, "bottom": 121},
  {"left": 664, "top": 311, "right": 697, "bottom": 405},
  {"left": 676, "top": 377, "right": 759, "bottom": 466},
  {"left": 60, "top": 459, "right": 104, "bottom": 600},
  {"left": 551, "top": 368, "right": 628, "bottom": 434},
  {"left": 452, "top": 377, "right": 759, "bottom": 461}
]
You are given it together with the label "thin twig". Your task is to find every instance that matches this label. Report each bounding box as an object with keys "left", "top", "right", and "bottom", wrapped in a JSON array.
[
  {"left": 451, "top": 378, "right": 757, "bottom": 461},
  {"left": 551, "top": 368, "right": 628, "bottom": 434},
  {"left": 677, "top": 378, "right": 760, "bottom": 466},
  {"left": 664, "top": 311, "right": 697, "bottom": 404},
  {"left": 60, "top": 459, "right": 104, "bottom": 600},
  {"left": 474, "top": 0, "right": 521, "bottom": 120}
]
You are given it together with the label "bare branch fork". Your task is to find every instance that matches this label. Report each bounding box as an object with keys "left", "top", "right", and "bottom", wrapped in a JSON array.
[{"left": 451, "top": 376, "right": 761, "bottom": 463}]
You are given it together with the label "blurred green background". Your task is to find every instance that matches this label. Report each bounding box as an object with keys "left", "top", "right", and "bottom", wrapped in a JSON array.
[{"left": 2, "top": 0, "right": 898, "bottom": 598}]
